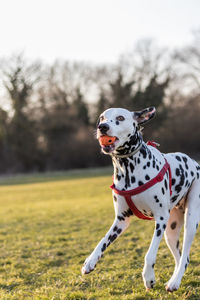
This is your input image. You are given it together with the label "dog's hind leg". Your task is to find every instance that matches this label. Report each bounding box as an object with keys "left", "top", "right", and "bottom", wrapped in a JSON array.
[
  {"left": 166, "top": 179, "right": 200, "bottom": 292},
  {"left": 164, "top": 206, "right": 184, "bottom": 275}
]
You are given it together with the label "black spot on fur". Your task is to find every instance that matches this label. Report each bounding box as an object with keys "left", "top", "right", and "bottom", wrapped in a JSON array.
[
  {"left": 176, "top": 168, "right": 180, "bottom": 176},
  {"left": 191, "top": 171, "right": 194, "bottom": 176},
  {"left": 138, "top": 181, "right": 143, "bottom": 186},
  {"left": 164, "top": 179, "right": 168, "bottom": 190},
  {"left": 159, "top": 203, "right": 162, "bottom": 207},
  {"left": 175, "top": 164, "right": 185, "bottom": 193},
  {"left": 172, "top": 178, "right": 176, "bottom": 185},
  {"left": 163, "top": 224, "right": 166, "bottom": 230},
  {"left": 117, "top": 216, "right": 125, "bottom": 221},
  {"left": 148, "top": 151, "right": 152, "bottom": 160},
  {"left": 147, "top": 162, "right": 150, "bottom": 167},
  {"left": 150, "top": 280, "right": 154, "bottom": 288},
  {"left": 171, "top": 195, "right": 178, "bottom": 203},
  {"left": 122, "top": 208, "right": 133, "bottom": 218},
  {"left": 156, "top": 223, "right": 160, "bottom": 230},
  {"left": 157, "top": 229, "right": 161, "bottom": 237},
  {"left": 131, "top": 176, "right": 135, "bottom": 183},
  {"left": 113, "top": 196, "right": 117, "bottom": 202},
  {"left": 116, "top": 121, "right": 119, "bottom": 125},
  {"left": 101, "top": 243, "right": 106, "bottom": 252},
  {"left": 176, "top": 240, "right": 179, "bottom": 249},
  {"left": 143, "top": 209, "right": 147, "bottom": 216},
  {"left": 130, "top": 163, "right": 134, "bottom": 173},
  {"left": 182, "top": 157, "right": 189, "bottom": 170},
  {"left": 161, "top": 187, "right": 165, "bottom": 195},
  {"left": 120, "top": 158, "right": 131, "bottom": 188},
  {"left": 152, "top": 263, "right": 155, "bottom": 268},
  {"left": 171, "top": 221, "right": 177, "bottom": 230},
  {"left": 160, "top": 217, "right": 164, "bottom": 220},
  {"left": 140, "top": 146, "right": 147, "bottom": 159},
  {"left": 113, "top": 226, "right": 118, "bottom": 232},
  {"left": 175, "top": 185, "right": 181, "bottom": 193},
  {"left": 145, "top": 175, "right": 150, "bottom": 180},
  {"left": 183, "top": 157, "right": 187, "bottom": 163},
  {"left": 176, "top": 156, "right": 181, "bottom": 162},
  {"left": 117, "top": 228, "right": 122, "bottom": 234},
  {"left": 108, "top": 234, "right": 117, "bottom": 242}
]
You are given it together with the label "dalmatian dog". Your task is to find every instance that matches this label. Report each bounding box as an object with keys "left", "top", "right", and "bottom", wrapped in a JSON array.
[{"left": 81, "top": 107, "right": 200, "bottom": 292}]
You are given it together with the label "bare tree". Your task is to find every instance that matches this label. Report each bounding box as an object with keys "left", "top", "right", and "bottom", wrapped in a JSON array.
[
  {"left": 173, "top": 30, "right": 200, "bottom": 91},
  {"left": 1, "top": 54, "right": 43, "bottom": 171}
]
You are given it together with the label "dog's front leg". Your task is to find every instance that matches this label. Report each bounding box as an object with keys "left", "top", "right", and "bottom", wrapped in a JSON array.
[
  {"left": 142, "top": 213, "right": 169, "bottom": 289},
  {"left": 82, "top": 195, "right": 131, "bottom": 275}
]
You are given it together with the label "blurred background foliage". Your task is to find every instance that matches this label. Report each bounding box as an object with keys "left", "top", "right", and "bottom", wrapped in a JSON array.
[{"left": 0, "top": 34, "right": 200, "bottom": 173}]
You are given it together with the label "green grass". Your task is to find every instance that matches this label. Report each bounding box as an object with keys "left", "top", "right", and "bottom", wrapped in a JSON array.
[{"left": 0, "top": 167, "right": 199, "bottom": 299}]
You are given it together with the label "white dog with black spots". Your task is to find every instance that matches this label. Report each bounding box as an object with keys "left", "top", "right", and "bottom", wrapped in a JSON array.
[{"left": 81, "top": 107, "right": 200, "bottom": 292}]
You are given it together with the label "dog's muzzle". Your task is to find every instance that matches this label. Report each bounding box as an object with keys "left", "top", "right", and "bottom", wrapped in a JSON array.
[{"left": 98, "top": 123, "right": 110, "bottom": 134}]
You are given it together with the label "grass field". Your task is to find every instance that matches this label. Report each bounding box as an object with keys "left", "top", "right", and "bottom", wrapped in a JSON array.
[{"left": 0, "top": 167, "right": 199, "bottom": 299}]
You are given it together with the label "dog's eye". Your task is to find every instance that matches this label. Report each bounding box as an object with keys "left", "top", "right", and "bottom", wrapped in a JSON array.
[
  {"left": 116, "top": 116, "right": 125, "bottom": 121},
  {"left": 100, "top": 116, "right": 104, "bottom": 122}
]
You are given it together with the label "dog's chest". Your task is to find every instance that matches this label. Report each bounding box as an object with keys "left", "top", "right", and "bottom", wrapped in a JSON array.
[
  {"left": 112, "top": 146, "right": 166, "bottom": 215},
  {"left": 113, "top": 145, "right": 164, "bottom": 191}
]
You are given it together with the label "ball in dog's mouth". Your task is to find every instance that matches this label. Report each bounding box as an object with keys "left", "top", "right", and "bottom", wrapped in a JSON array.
[{"left": 98, "top": 135, "right": 118, "bottom": 153}]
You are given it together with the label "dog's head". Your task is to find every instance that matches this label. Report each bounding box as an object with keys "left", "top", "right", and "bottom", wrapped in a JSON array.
[{"left": 97, "top": 107, "right": 156, "bottom": 155}]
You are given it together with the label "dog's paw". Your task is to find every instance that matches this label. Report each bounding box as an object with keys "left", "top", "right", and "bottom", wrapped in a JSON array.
[
  {"left": 142, "top": 268, "right": 155, "bottom": 289},
  {"left": 165, "top": 277, "right": 181, "bottom": 292},
  {"left": 81, "top": 256, "right": 97, "bottom": 275},
  {"left": 144, "top": 279, "right": 156, "bottom": 290}
]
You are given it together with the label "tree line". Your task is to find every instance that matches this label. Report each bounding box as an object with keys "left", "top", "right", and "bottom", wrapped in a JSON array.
[{"left": 0, "top": 35, "right": 200, "bottom": 173}]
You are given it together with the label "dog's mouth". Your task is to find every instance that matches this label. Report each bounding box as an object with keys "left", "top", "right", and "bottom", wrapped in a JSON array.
[{"left": 98, "top": 135, "right": 119, "bottom": 153}]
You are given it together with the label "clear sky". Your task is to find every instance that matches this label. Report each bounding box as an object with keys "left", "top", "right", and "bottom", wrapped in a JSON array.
[{"left": 0, "top": 0, "right": 200, "bottom": 64}]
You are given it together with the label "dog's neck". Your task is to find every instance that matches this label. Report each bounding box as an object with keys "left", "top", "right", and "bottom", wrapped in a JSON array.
[
  {"left": 112, "top": 135, "right": 152, "bottom": 191},
  {"left": 112, "top": 131, "right": 143, "bottom": 158}
]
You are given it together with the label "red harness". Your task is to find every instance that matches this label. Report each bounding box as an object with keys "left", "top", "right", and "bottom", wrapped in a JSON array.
[{"left": 110, "top": 141, "right": 172, "bottom": 220}]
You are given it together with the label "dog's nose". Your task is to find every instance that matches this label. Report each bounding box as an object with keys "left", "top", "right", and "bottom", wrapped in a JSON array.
[{"left": 98, "top": 123, "right": 110, "bottom": 134}]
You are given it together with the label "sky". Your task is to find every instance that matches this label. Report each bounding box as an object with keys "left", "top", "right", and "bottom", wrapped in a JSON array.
[{"left": 0, "top": 0, "right": 200, "bottom": 64}]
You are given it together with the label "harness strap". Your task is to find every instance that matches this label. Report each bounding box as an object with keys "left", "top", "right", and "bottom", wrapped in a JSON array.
[{"left": 110, "top": 141, "right": 172, "bottom": 220}]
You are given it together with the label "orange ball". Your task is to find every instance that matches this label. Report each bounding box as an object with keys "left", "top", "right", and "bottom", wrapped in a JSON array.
[{"left": 99, "top": 135, "right": 117, "bottom": 146}]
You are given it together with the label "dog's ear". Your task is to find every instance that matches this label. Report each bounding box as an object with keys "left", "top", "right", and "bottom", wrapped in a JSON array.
[{"left": 133, "top": 107, "right": 156, "bottom": 125}]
